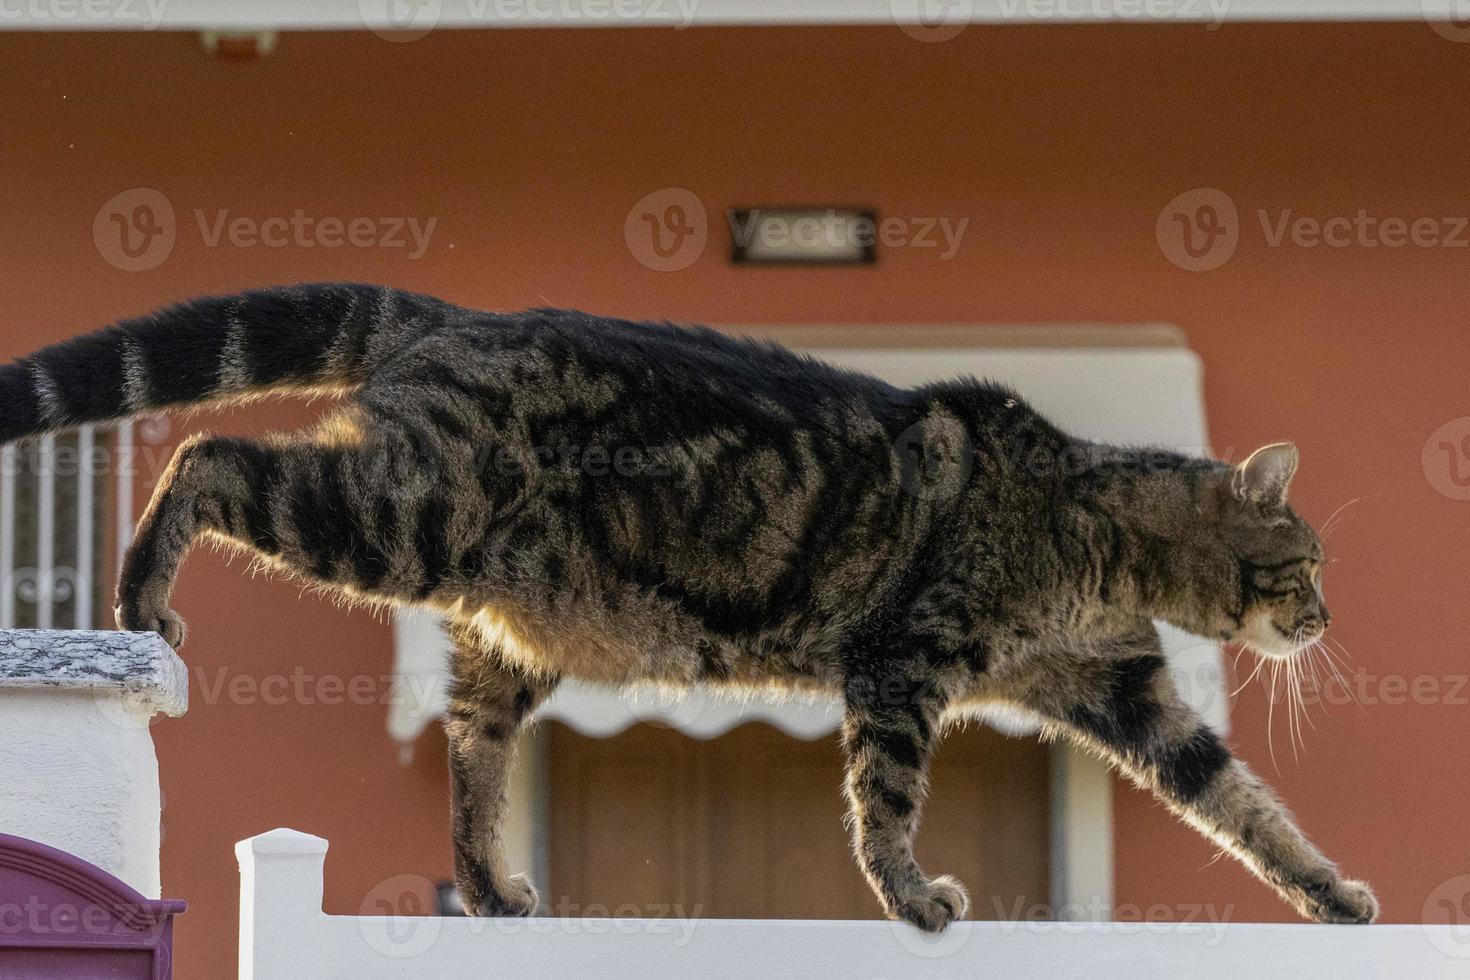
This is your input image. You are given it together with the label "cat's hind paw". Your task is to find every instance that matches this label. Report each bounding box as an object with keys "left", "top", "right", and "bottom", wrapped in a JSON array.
[
  {"left": 115, "top": 603, "right": 187, "bottom": 649},
  {"left": 894, "top": 875, "right": 970, "bottom": 933}
]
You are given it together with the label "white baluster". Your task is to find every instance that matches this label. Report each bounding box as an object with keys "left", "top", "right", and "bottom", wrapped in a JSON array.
[
  {"left": 75, "top": 426, "right": 94, "bottom": 629},
  {"left": 0, "top": 443, "right": 13, "bottom": 629},
  {"left": 35, "top": 434, "right": 54, "bottom": 629},
  {"left": 115, "top": 419, "right": 134, "bottom": 577}
]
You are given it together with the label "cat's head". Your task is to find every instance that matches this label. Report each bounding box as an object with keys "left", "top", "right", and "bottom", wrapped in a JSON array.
[{"left": 1167, "top": 443, "right": 1329, "bottom": 660}]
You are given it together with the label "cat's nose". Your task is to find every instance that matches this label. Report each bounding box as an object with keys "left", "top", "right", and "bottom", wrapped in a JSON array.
[{"left": 1320, "top": 605, "right": 1332, "bottom": 629}]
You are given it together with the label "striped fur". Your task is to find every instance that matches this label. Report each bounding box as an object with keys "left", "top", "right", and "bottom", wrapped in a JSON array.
[
  {"left": 0, "top": 284, "right": 1374, "bottom": 928},
  {"left": 0, "top": 283, "right": 431, "bottom": 440}
]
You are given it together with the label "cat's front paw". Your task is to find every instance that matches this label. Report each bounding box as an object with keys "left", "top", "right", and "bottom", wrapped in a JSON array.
[
  {"left": 894, "top": 875, "right": 970, "bottom": 933},
  {"left": 463, "top": 873, "right": 539, "bottom": 918},
  {"left": 1310, "top": 878, "right": 1379, "bottom": 924},
  {"left": 115, "top": 603, "right": 187, "bottom": 649},
  {"left": 1299, "top": 875, "right": 1375, "bottom": 928}
]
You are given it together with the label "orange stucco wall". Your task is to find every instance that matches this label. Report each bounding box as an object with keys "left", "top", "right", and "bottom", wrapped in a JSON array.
[{"left": 2, "top": 22, "right": 1468, "bottom": 977}]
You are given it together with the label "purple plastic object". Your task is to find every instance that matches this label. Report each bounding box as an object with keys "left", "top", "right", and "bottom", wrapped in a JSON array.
[{"left": 0, "top": 833, "right": 184, "bottom": 980}]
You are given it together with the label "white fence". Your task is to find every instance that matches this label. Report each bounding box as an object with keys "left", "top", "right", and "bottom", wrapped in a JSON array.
[{"left": 237, "top": 828, "right": 1470, "bottom": 980}]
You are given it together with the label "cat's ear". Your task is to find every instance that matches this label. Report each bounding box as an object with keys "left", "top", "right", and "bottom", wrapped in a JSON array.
[{"left": 1231, "top": 442, "right": 1298, "bottom": 508}]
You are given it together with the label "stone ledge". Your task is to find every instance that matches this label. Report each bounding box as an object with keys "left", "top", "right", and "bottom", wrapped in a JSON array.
[{"left": 0, "top": 629, "right": 187, "bottom": 718}]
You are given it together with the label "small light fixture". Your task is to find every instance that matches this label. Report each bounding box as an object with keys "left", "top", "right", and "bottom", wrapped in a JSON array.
[
  {"left": 728, "top": 207, "right": 878, "bottom": 265},
  {"left": 199, "top": 31, "right": 279, "bottom": 61}
]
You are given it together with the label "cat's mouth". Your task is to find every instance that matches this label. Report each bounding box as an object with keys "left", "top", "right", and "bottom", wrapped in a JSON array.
[{"left": 1238, "top": 613, "right": 1320, "bottom": 661}]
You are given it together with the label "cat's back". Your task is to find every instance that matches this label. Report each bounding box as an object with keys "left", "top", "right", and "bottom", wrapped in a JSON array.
[{"left": 384, "top": 306, "right": 902, "bottom": 426}]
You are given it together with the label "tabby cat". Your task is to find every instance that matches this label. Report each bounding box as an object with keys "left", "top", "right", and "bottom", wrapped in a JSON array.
[{"left": 0, "top": 284, "right": 1376, "bottom": 931}]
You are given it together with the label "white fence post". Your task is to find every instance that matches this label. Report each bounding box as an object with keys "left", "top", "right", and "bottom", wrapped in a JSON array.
[
  {"left": 0, "top": 627, "right": 186, "bottom": 897},
  {"left": 236, "top": 828, "right": 330, "bottom": 980}
]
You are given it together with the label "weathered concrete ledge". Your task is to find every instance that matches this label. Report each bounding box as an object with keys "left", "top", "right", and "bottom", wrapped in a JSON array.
[
  {"left": 0, "top": 628, "right": 187, "bottom": 717},
  {"left": 0, "top": 628, "right": 187, "bottom": 897}
]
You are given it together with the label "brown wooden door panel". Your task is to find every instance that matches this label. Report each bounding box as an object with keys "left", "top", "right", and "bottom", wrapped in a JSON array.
[{"left": 546, "top": 722, "right": 1050, "bottom": 921}]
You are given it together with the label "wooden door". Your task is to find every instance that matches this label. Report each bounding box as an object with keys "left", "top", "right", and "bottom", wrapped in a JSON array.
[{"left": 546, "top": 722, "right": 1050, "bottom": 921}]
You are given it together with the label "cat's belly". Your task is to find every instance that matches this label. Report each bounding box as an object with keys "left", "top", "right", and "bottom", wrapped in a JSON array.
[
  {"left": 453, "top": 589, "right": 843, "bottom": 691},
  {"left": 455, "top": 586, "right": 721, "bottom": 685},
  {"left": 457, "top": 603, "right": 651, "bottom": 683}
]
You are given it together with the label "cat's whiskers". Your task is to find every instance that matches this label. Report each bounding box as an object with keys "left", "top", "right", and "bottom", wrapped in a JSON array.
[
  {"left": 1307, "top": 644, "right": 1330, "bottom": 715},
  {"left": 1325, "top": 634, "right": 1355, "bottom": 663},
  {"left": 1319, "top": 494, "right": 1373, "bottom": 542},
  {"left": 1258, "top": 625, "right": 1324, "bottom": 766},
  {"left": 1323, "top": 636, "right": 1368, "bottom": 714},
  {"left": 1285, "top": 638, "right": 1302, "bottom": 761},
  {"left": 1311, "top": 638, "right": 1350, "bottom": 697},
  {"left": 1298, "top": 658, "right": 1317, "bottom": 737},
  {"left": 1294, "top": 640, "right": 1319, "bottom": 738},
  {"left": 1266, "top": 658, "right": 1281, "bottom": 772},
  {"left": 1307, "top": 646, "right": 1327, "bottom": 721},
  {"left": 1231, "top": 649, "right": 1269, "bottom": 698}
]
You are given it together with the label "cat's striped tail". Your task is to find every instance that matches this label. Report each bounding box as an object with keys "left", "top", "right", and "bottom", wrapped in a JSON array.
[{"left": 0, "top": 283, "right": 448, "bottom": 444}]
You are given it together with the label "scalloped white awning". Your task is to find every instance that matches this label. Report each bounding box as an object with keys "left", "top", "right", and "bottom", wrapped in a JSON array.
[{"left": 388, "top": 325, "right": 1229, "bottom": 745}]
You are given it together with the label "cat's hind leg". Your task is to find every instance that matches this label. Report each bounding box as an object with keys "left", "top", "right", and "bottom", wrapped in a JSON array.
[
  {"left": 115, "top": 431, "right": 294, "bottom": 646},
  {"left": 114, "top": 421, "right": 436, "bottom": 644},
  {"left": 445, "top": 621, "right": 558, "bottom": 917},
  {"left": 841, "top": 670, "right": 968, "bottom": 932}
]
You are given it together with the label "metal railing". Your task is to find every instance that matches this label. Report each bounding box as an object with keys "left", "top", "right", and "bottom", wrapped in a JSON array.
[{"left": 0, "top": 421, "right": 134, "bottom": 631}]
